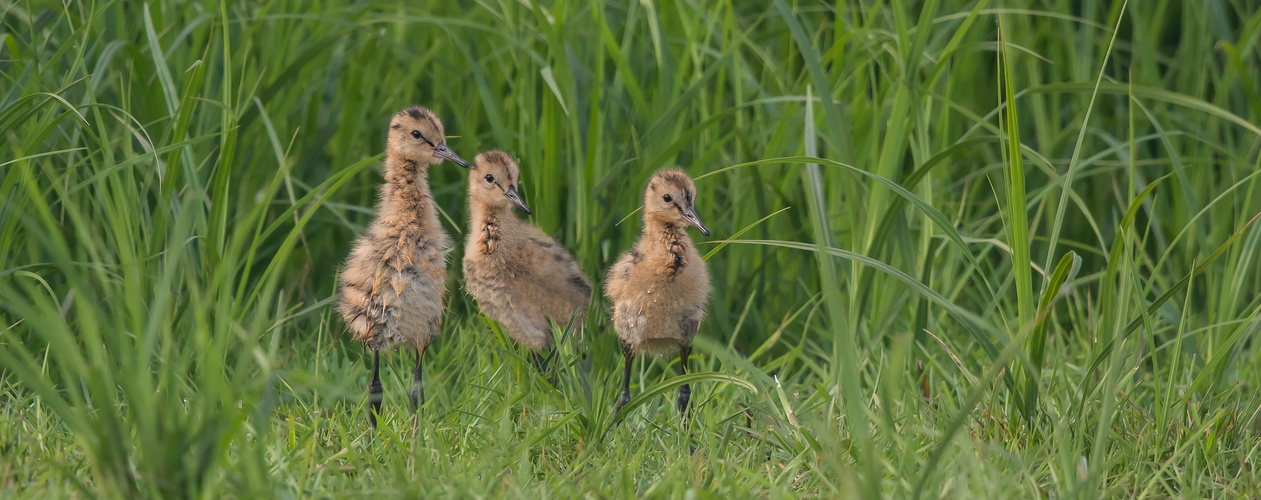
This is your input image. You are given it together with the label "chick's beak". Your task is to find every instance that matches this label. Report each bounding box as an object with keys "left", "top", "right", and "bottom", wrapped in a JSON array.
[
  {"left": 681, "top": 205, "right": 710, "bottom": 236},
  {"left": 434, "top": 142, "right": 470, "bottom": 168},
  {"left": 505, "top": 185, "right": 532, "bottom": 214}
]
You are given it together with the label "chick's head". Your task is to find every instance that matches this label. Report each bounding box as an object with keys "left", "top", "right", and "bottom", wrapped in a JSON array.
[
  {"left": 471, "top": 151, "right": 531, "bottom": 214},
  {"left": 387, "top": 106, "right": 468, "bottom": 168},
  {"left": 643, "top": 169, "right": 709, "bottom": 236}
]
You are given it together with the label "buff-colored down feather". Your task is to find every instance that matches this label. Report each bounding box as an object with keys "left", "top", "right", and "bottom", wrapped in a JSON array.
[
  {"left": 462, "top": 151, "right": 592, "bottom": 351},
  {"left": 605, "top": 169, "right": 711, "bottom": 356},
  {"left": 338, "top": 106, "right": 466, "bottom": 353},
  {"left": 605, "top": 169, "right": 712, "bottom": 418}
]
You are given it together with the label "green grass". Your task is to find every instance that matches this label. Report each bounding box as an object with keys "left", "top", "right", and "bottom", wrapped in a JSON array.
[{"left": 3, "top": 0, "right": 1261, "bottom": 497}]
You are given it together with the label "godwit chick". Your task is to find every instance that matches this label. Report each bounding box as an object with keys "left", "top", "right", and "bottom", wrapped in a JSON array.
[
  {"left": 462, "top": 151, "right": 592, "bottom": 373},
  {"left": 337, "top": 106, "right": 469, "bottom": 428},
  {"left": 605, "top": 169, "right": 711, "bottom": 418}
]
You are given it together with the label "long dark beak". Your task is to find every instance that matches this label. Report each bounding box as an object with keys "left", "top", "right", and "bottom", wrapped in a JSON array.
[
  {"left": 504, "top": 185, "right": 532, "bottom": 214},
  {"left": 681, "top": 205, "right": 710, "bottom": 236},
  {"left": 433, "top": 142, "right": 469, "bottom": 168}
]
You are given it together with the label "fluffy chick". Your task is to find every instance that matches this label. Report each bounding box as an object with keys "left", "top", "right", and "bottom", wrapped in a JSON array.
[
  {"left": 337, "top": 105, "right": 469, "bottom": 427},
  {"left": 463, "top": 151, "right": 592, "bottom": 369},
  {"left": 605, "top": 169, "right": 711, "bottom": 418}
]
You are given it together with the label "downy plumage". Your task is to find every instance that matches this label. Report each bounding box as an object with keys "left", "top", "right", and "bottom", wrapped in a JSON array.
[
  {"left": 337, "top": 106, "right": 469, "bottom": 427},
  {"left": 605, "top": 169, "right": 711, "bottom": 418},
  {"left": 463, "top": 151, "right": 591, "bottom": 369}
]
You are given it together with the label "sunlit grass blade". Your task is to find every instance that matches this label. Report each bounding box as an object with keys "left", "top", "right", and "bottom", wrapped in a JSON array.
[{"left": 1020, "top": 251, "right": 1081, "bottom": 419}]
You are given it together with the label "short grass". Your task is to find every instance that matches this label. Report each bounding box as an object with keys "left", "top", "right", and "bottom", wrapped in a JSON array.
[{"left": 3, "top": 0, "right": 1261, "bottom": 498}]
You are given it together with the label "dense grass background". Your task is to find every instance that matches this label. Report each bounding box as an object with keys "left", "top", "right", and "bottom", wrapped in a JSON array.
[{"left": 3, "top": 0, "right": 1261, "bottom": 497}]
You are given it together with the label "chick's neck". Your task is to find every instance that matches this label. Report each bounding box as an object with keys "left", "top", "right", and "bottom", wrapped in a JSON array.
[
  {"left": 382, "top": 155, "right": 436, "bottom": 228},
  {"left": 470, "top": 198, "right": 520, "bottom": 254},
  {"left": 643, "top": 215, "right": 692, "bottom": 275}
]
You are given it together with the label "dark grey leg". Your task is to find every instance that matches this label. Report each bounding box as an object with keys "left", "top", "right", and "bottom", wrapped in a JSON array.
[
  {"left": 613, "top": 342, "right": 634, "bottom": 419},
  {"left": 368, "top": 350, "right": 383, "bottom": 428},
  {"left": 529, "top": 350, "right": 551, "bottom": 374},
  {"left": 530, "top": 348, "right": 558, "bottom": 386},
  {"left": 410, "top": 345, "right": 425, "bottom": 431},
  {"left": 677, "top": 345, "right": 692, "bottom": 416},
  {"left": 410, "top": 345, "right": 425, "bottom": 412}
]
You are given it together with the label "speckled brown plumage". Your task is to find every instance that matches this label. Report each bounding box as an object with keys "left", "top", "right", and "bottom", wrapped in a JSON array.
[
  {"left": 335, "top": 105, "right": 468, "bottom": 427},
  {"left": 606, "top": 169, "right": 712, "bottom": 418},
  {"left": 477, "top": 211, "right": 500, "bottom": 254},
  {"left": 462, "top": 151, "right": 592, "bottom": 352},
  {"left": 605, "top": 170, "right": 710, "bottom": 355}
]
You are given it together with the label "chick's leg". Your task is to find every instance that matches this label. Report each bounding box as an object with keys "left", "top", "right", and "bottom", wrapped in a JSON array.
[
  {"left": 368, "top": 350, "right": 383, "bottom": 428},
  {"left": 410, "top": 345, "right": 425, "bottom": 431},
  {"left": 613, "top": 342, "right": 635, "bottom": 419},
  {"left": 410, "top": 345, "right": 425, "bottom": 412},
  {"left": 529, "top": 350, "right": 551, "bottom": 374},
  {"left": 677, "top": 345, "right": 692, "bottom": 416},
  {"left": 530, "top": 349, "right": 559, "bottom": 387}
]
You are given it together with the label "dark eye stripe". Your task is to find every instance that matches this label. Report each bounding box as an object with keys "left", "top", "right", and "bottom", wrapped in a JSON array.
[{"left": 412, "top": 130, "right": 435, "bottom": 147}]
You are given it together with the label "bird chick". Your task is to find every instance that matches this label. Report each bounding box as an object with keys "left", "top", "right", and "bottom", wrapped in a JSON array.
[
  {"left": 337, "top": 106, "right": 469, "bottom": 428},
  {"left": 605, "top": 169, "right": 711, "bottom": 419},
  {"left": 463, "top": 151, "right": 592, "bottom": 372}
]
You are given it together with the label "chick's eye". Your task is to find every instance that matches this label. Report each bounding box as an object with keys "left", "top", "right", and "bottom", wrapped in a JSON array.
[
  {"left": 411, "top": 130, "right": 422, "bottom": 140},
  {"left": 484, "top": 174, "right": 495, "bottom": 183},
  {"left": 662, "top": 194, "right": 673, "bottom": 203}
]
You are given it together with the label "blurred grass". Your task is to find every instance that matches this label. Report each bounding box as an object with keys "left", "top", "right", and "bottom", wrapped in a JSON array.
[{"left": 2, "top": 0, "right": 1261, "bottom": 498}]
